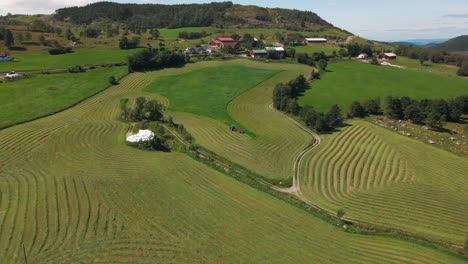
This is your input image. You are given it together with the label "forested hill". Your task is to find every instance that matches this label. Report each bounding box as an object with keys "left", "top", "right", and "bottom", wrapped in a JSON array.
[
  {"left": 431, "top": 35, "right": 468, "bottom": 52},
  {"left": 53, "top": 1, "right": 338, "bottom": 31}
]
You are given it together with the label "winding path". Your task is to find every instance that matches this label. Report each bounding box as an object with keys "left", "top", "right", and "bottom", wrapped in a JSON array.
[{"left": 269, "top": 104, "right": 348, "bottom": 219}]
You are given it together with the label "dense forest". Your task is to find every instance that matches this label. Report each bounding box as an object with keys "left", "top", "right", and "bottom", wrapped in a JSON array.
[
  {"left": 431, "top": 35, "right": 468, "bottom": 52},
  {"left": 53, "top": 1, "right": 334, "bottom": 31}
]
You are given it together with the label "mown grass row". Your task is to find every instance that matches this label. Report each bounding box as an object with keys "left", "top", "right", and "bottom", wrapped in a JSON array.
[
  {"left": 299, "top": 119, "right": 468, "bottom": 244},
  {"left": 171, "top": 60, "right": 313, "bottom": 182},
  {"left": 0, "top": 62, "right": 465, "bottom": 263}
]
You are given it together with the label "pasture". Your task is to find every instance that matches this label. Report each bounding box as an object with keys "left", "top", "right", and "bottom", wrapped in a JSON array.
[
  {"left": 298, "top": 61, "right": 468, "bottom": 112},
  {"left": 299, "top": 119, "right": 468, "bottom": 244},
  {"left": 0, "top": 66, "right": 127, "bottom": 128},
  {"left": 293, "top": 44, "right": 342, "bottom": 55},
  {"left": 144, "top": 64, "right": 280, "bottom": 126},
  {"left": 0, "top": 67, "right": 464, "bottom": 263},
  {"left": 391, "top": 56, "right": 461, "bottom": 77},
  {"left": 0, "top": 49, "right": 139, "bottom": 72},
  {"left": 161, "top": 60, "right": 312, "bottom": 181}
]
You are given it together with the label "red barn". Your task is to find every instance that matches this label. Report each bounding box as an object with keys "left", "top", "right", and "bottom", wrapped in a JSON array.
[
  {"left": 378, "top": 53, "right": 397, "bottom": 60},
  {"left": 209, "top": 37, "right": 240, "bottom": 48}
]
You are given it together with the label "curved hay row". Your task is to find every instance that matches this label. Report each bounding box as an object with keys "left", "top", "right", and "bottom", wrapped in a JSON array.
[
  {"left": 299, "top": 119, "right": 468, "bottom": 243},
  {"left": 0, "top": 63, "right": 466, "bottom": 263},
  {"left": 173, "top": 62, "right": 313, "bottom": 181}
]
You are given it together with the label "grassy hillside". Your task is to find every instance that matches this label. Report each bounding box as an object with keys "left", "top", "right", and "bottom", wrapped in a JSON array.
[
  {"left": 299, "top": 61, "right": 468, "bottom": 112},
  {"left": 144, "top": 64, "right": 280, "bottom": 126},
  {"left": 0, "top": 49, "right": 138, "bottom": 72},
  {"left": 0, "top": 66, "right": 127, "bottom": 128},
  {"left": 432, "top": 35, "right": 468, "bottom": 52},
  {"left": 299, "top": 119, "right": 468, "bottom": 244},
  {"left": 0, "top": 66, "right": 464, "bottom": 263}
]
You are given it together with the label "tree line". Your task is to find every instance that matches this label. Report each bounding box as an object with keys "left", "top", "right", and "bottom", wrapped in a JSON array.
[
  {"left": 127, "top": 48, "right": 188, "bottom": 72},
  {"left": 348, "top": 95, "right": 468, "bottom": 130},
  {"left": 396, "top": 45, "right": 468, "bottom": 76}
]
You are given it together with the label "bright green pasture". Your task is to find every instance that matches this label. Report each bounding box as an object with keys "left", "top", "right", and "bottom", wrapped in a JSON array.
[
  {"left": 293, "top": 44, "right": 341, "bottom": 55},
  {"left": 0, "top": 66, "right": 127, "bottom": 128},
  {"left": 0, "top": 49, "right": 139, "bottom": 72},
  {"left": 299, "top": 61, "right": 468, "bottom": 112},
  {"left": 144, "top": 63, "right": 280, "bottom": 125}
]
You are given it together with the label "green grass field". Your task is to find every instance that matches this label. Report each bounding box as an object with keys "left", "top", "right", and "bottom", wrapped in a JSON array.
[
  {"left": 391, "top": 56, "right": 461, "bottom": 77},
  {"left": 144, "top": 64, "right": 280, "bottom": 126},
  {"left": 0, "top": 67, "right": 464, "bottom": 263},
  {"left": 299, "top": 61, "right": 468, "bottom": 112},
  {"left": 294, "top": 44, "right": 342, "bottom": 55},
  {"left": 299, "top": 119, "right": 468, "bottom": 244},
  {"left": 0, "top": 66, "right": 127, "bottom": 128},
  {"left": 0, "top": 49, "right": 139, "bottom": 72},
  {"left": 163, "top": 60, "right": 312, "bottom": 181}
]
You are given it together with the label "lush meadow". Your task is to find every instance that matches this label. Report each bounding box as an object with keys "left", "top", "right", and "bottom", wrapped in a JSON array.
[
  {"left": 144, "top": 64, "right": 280, "bottom": 126},
  {"left": 299, "top": 61, "right": 468, "bottom": 112},
  {"left": 0, "top": 66, "right": 127, "bottom": 128},
  {"left": 0, "top": 49, "right": 139, "bottom": 72},
  {"left": 0, "top": 68, "right": 464, "bottom": 263}
]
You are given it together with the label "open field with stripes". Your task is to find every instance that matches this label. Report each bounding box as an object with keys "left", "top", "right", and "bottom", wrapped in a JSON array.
[
  {"left": 299, "top": 119, "right": 468, "bottom": 244},
  {"left": 0, "top": 60, "right": 465, "bottom": 263},
  {"left": 166, "top": 60, "right": 313, "bottom": 182}
]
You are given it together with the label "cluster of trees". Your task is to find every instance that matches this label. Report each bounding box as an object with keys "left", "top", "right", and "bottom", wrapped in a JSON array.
[
  {"left": 48, "top": 46, "right": 73, "bottom": 55},
  {"left": 1, "top": 28, "right": 14, "bottom": 47},
  {"left": 83, "top": 27, "right": 100, "bottom": 38},
  {"left": 178, "top": 31, "right": 209, "bottom": 39},
  {"left": 119, "top": 35, "right": 140, "bottom": 49},
  {"left": 349, "top": 95, "right": 468, "bottom": 130},
  {"left": 122, "top": 96, "right": 165, "bottom": 122},
  {"left": 240, "top": 33, "right": 264, "bottom": 50},
  {"left": 300, "top": 104, "right": 343, "bottom": 132},
  {"left": 127, "top": 48, "right": 187, "bottom": 72},
  {"left": 272, "top": 75, "right": 343, "bottom": 133},
  {"left": 296, "top": 51, "right": 328, "bottom": 71},
  {"left": 54, "top": 2, "right": 233, "bottom": 29},
  {"left": 346, "top": 43, "right": 373, "bottom": 57},
  {"left": 396, "top": 45, "right": 468, "bottom": 76},
  {"left": 29, "top": 19, "right": 61, "bottom": 34}
]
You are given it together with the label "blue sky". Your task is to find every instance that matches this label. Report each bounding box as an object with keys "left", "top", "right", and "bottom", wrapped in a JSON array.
[{"left": 1, "top": 0, "right": 467, "bottom": 41}]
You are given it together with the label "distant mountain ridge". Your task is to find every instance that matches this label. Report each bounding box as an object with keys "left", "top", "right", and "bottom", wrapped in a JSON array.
[
  {"left": 53, "top": 1, "right": 349, "bottom": 35},
  {"left": 389, "top": 38, "right": 448, "bottom": 47},
  {"left": 430, "top": 35, "right": 468, "bottom": 52}
]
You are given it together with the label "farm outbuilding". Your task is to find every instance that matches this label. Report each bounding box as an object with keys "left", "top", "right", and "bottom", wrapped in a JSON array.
[
  {"left": 251, "top": 49, "right": 267, "bottom": 58},
  {"left": 302, "top": 38, "right": 328, "bottom": 44},
  {"left": 379, "top": 53, "right": 397, "bottom": 60},
  {"left": 357, "top": 53, "right": 368, "bottom": 60},
  {"left": 265, "top": 47, "right": 285, "bottom": 58},
  {"left": 209, "top": 37, "right": 240, "bottom": 48}
]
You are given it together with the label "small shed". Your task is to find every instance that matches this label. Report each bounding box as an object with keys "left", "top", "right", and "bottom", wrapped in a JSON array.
[
  {"left": 251, "top": 49, "right": 267, "bottom": 58},
  {"left": 379, "top": 53, "right": 397, "bottom": 60},
  {"left": 357, "top": 53, "right": 368, "bottom": 60}
]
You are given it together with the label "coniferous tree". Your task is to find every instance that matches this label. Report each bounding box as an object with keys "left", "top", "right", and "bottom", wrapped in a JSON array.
[{"left": 4, "top": 29, "right": 14, "bottom": 47}]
